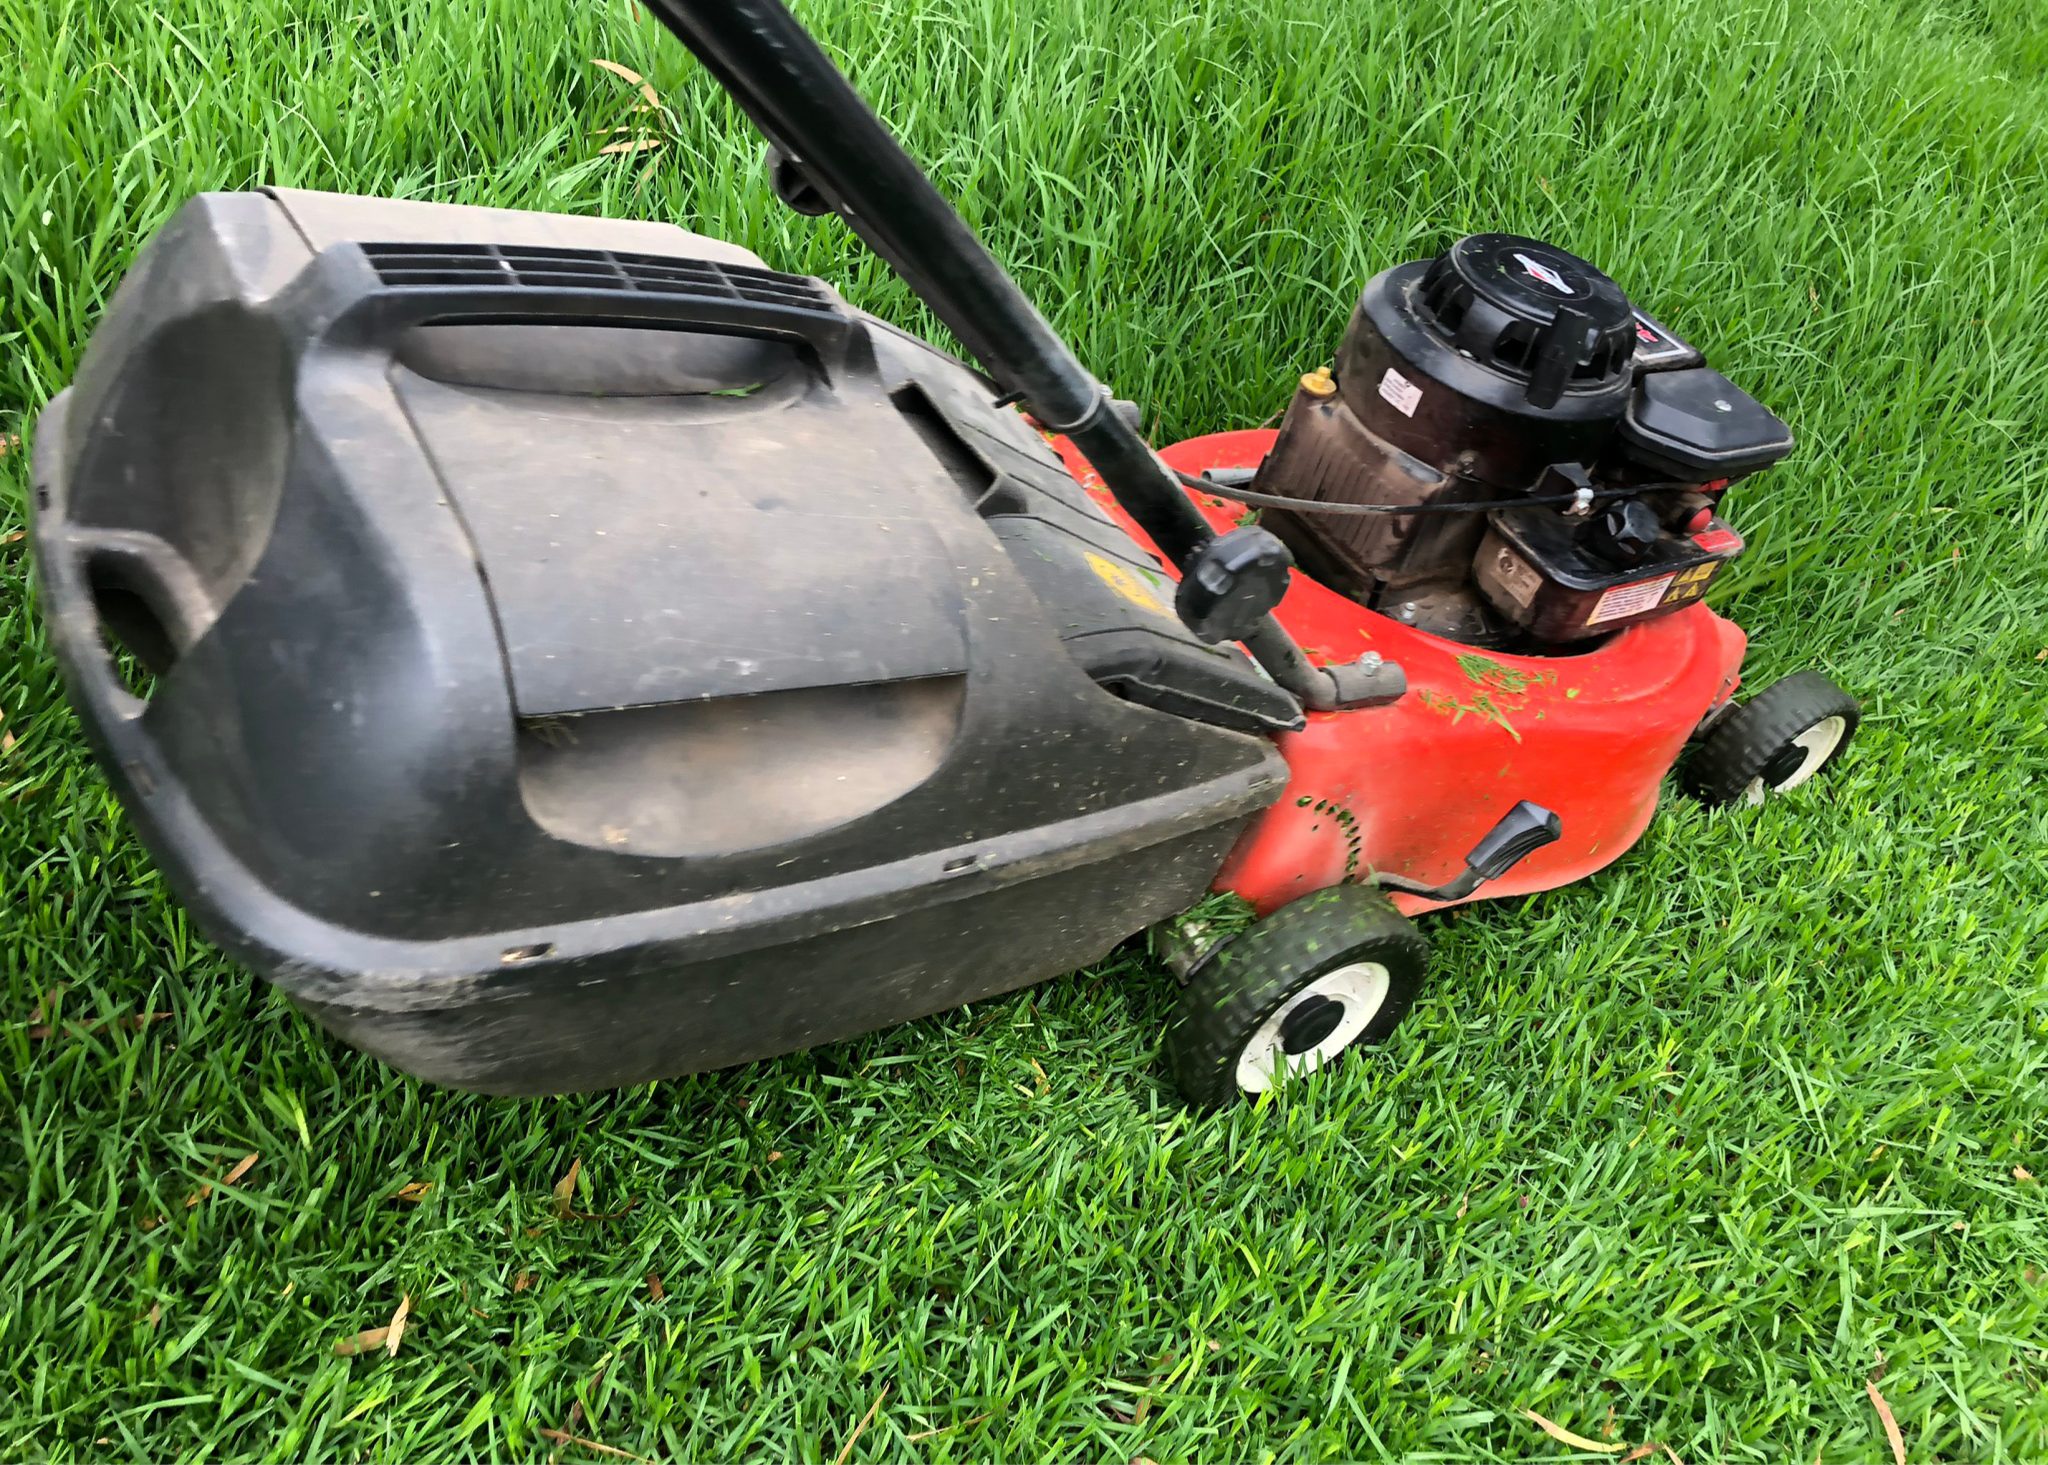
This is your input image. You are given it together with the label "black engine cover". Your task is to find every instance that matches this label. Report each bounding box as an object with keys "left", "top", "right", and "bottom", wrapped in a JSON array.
[
  {"left": 1335, "top": 238, "right": 1638, "bottom": 493},
  {"left": 1248, "top": 231, "right": 1793, "bottom": 647}
]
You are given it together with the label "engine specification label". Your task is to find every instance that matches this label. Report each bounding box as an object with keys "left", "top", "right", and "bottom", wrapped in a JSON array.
[
  {"left": 1377, "top": 367, "right": 1423, "bottom": 417},
  {"left": 1587, "top": 574, "right": 1675, "bottom": 624}
]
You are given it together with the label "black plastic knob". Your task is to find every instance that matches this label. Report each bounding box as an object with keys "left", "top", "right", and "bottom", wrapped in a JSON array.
[
  {"left": 1174, "top": 527, "right": 1293, "bottom": 643},
  {"left": 1583, "top": 498, "right": 1663, "bottom": 566}
]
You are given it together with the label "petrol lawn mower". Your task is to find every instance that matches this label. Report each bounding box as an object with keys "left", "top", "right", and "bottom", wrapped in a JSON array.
[{"left": 27, "top": 0, "right": 1858, "bottom": 1106}]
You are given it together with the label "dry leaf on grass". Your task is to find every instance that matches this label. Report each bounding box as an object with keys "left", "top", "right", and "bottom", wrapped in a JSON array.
[
  {"left": 567, "top": 1353, "right": 615, "bottom": 1432},
  {"left": 1523, "top": 1409, "right": 1627, "bottom": 1454},
  {"left": 573, "top": 1200, "right": 639, "bottom": 1222},
  {"left": 2015, "top": 1166, "right": 2035, "bottom": 1183},
  {"left": 184, "top": 1151, "right": 258, "bottom": 1206},
  {"left": 537, "top": 1427, "right": 652, "bottom": 1463},
  {"left": 832, "top": 1385, "right": 890, "bottom": 1465},
  {"left": 0, "top": 433, "right": 18, "bottom": 459},
  {"left": 598, "top": 138, "right": 663, "bottom": 155},
  {"left": 30, "top": 1009, "right": 172, "bottom": 1042},
  {"left": 385, "top": 1294, "right": 411, "bottom": 1357},
  {"left": 27, "top": 984, "right": 67, "bottom": 1026},
  {"left": 590, "top": 58, "right": 663, "bottom": 111},
  {"left": 513, "top": 1271, "right": 534, "bottom": 1294},
  {"left": 645, "top": 1272, "right": 664, "bottom": 1302},
  {"left": 1866, "top": 1380, "right": 1906, "bottom": 1464},
  {"left": 905, "top": 1413, "right": 992, "bottom": 1443},
  {"left": 0, "top": 531, "right": 21, "bottom": 546},
  {"left": 393, "top": 1180, "right": 433, "bottom": 1203},
  {"left": 552, "top": 1158, "right": 582, "bottom": 1218},
  {"left": 334, "top": 1326, "right": 390, "bottom": 1357}
]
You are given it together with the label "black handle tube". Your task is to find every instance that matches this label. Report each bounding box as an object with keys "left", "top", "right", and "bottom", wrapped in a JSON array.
[{"left": 636, "top": 0, "right": 1336, "bottom": 706}]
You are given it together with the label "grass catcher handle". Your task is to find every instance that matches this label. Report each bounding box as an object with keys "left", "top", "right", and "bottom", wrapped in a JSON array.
[
  {"left": 317, "top": 242, "right": 855, "bottom": 362},
  {"left": 635, "top": 0, "right": 1344, "bottom": 710}
]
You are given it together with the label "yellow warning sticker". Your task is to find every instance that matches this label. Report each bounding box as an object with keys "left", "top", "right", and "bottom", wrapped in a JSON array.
[
  {"left": 1664, "top": 562, "right": 1720, "bottom": 605},
  {"left": 1085, "top": 552, "right": 1172, "bottom": 617}
]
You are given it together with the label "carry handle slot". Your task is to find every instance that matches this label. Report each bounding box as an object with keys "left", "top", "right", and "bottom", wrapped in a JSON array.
[{"left": 315, "top": 241, "right": 854, "bottom": 366}]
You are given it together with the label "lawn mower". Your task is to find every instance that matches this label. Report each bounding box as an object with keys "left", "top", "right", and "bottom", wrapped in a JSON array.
[{"left": 27, "top": 0, "right": 1857, "bottom": 1106}]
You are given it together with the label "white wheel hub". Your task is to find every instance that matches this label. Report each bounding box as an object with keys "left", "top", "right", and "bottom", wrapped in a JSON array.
[
  {"left": 1742, "top": 714, "right": 1847, "bottom": 806},
  {"left": 1234, "top": 961, "right": 1391, "bottom": 1093}
]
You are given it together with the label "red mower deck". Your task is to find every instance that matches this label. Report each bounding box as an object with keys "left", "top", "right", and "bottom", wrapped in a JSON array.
[{"left": 1058, "top": 430, "right": 1749, "bottom": 916}]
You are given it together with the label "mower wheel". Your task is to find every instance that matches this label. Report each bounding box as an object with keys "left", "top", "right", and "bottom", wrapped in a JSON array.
[
  {"left": 1168, "top": 885, "right": 1428, "bottom": 1108},
  {"left": 1682, "top": 670, "right": 1860, "bottom": 807}
]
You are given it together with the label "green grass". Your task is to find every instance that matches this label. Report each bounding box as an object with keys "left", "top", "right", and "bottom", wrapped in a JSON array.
[{"left": 5, "top": 0, "right": 2048, "bottom": 1457}]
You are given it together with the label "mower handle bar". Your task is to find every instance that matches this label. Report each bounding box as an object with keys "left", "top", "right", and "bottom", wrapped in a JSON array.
[{"left": 635, "top": 0, "right": 1339, "bottom": 711}]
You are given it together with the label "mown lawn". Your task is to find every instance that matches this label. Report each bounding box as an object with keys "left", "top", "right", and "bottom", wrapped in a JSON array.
[{"left": 4, "top": 0, "right": 2048, "bottom": 1457}]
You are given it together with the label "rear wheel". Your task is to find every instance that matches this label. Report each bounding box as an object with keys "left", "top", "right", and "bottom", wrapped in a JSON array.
[
  {"left": 1169, "top": 885, "right": 1428, "bottom": 1107},
  {"left": 1682, "top": 670, "right": 1859, "bottom": 806}
]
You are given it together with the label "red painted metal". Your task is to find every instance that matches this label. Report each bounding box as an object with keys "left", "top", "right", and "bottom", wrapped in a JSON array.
[{"left": 1049, "top": 429, "right": 1750, "bottom": 916}]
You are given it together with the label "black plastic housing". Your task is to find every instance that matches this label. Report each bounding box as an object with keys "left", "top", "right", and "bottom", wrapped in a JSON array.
[
  {"left": 30, "top": 189, "right": 1293, "bottom": 1094},
  {"left": 1474, "top": 510, "right": 1744, "bottom": 642},
  {"left": 1618, "top": 366, "right": 1794, "bottom": 480},
  {"left": 1336, "top": 253, "right": 1637, "bottom": 493},
  {"left": 1248, "top": 232, "right": 1792, "bottom": 647}
]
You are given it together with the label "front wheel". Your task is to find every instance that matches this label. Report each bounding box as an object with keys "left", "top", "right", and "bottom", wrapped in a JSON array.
[
  {"left": 1168, "top": 885, "right": 1428, "bottom": 1108},
  {"left": 1682, "top": 670, "right": 1860, "bottom": 807}
]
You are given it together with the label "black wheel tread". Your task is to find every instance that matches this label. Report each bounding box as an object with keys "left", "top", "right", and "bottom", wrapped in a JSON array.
[
  {"left": 1682, "top": 670, "right": 1860, "bottom": 806},
  {"left": 1169, "top": 885, "right": 1427, "bottom": 1108}
]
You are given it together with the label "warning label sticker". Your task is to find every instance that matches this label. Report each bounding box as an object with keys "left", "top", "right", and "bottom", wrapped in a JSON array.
[
  {"left": 1587, "top": 574, "right": 1675, "bottom": 625},
  {"left": 1084, "top": 551, "right": 1171, "bottom": 618},
  {"left": 1664, "top": 562, "right": 1718, "bottom": 604},
  {"left": 1378, "top": 367, "right": 1423, "bottom": 417}
]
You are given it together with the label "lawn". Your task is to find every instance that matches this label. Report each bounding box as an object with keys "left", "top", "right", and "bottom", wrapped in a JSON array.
[{"left": 4, "top": 0, "right": 2048, "bottom": 1457}]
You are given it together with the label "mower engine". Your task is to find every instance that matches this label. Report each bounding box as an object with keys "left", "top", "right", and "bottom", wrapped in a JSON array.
[{"left": 1251, "top": 233, "right": 1791, "bottom": 648}]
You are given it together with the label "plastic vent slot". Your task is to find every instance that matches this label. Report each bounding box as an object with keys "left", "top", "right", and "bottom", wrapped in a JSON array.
[
  {"left": 1418, "top": 259, "right": 1468, "bottom": 335},
  {"left": 360, "top": 241, "right": 837, "bottom": 315}
]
